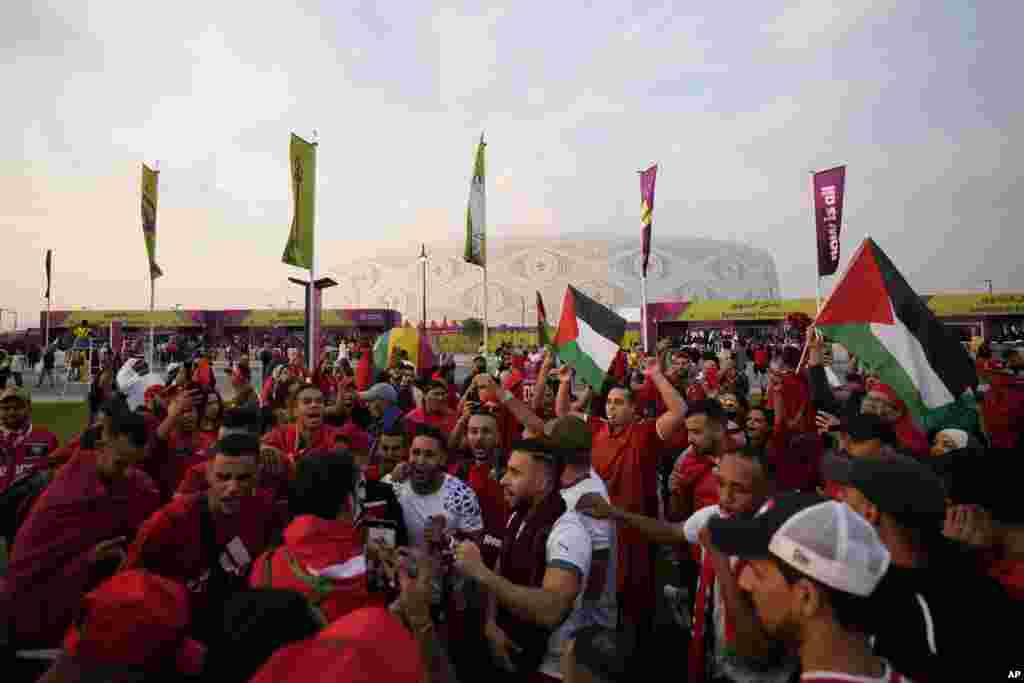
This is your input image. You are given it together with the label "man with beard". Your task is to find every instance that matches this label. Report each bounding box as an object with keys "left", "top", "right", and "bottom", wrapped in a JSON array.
[
  {"left": 360, "top": 382, "right": 403, "bottom": 439},
  {"left": 447, "top": 409, "right": 508, "bottom": 568},
  {"left": 405, "top": 380, "right": 459, "bottom": 438},
  {"left": 669, "top": 400, "right": 732, "bottom": 527},
  {"left": 393, "top": 426, "right": 483, "bottom": 548},
  {"left": 0, "top": 386, "right": 60, "bottom": 546},
  {"left": 454, "top": 440, "right": 591, "bottom": 682},
  {"left": 579, "top": 447, "right": 795, "bottom": 682},
  {"left": 2, "top": 401, "right": 160, "bottom": 653},
  {"left": 126, "top": 432, "right": 286, "bottom": 642},
  {"left": 709, "top": 494, "right": 913, "bottom": 682},
  {"left": 378, "top": 426, "right": 410, "bottom": 485},
  {"left": 746, "top": 404, "right": 820, "bottom": 494},
  {"left": 263, "top": 384, "right": 369, "bottom": 466}
]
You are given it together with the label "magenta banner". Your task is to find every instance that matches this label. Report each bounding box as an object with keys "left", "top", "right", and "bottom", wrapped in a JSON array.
[
  {"left": 813, "top": 165, "right": 846, "bottom": 277},
  {"left": 640, "top": 165, "right": 658, "bottom": 277}
]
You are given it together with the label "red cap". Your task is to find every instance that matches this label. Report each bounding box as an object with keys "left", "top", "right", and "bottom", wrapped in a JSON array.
[
  {"left": 63, "top": 570, "right": 205, "bottom": 675},
  {"left": 248, "top": 608, "right": 422, "bottom": 683}
]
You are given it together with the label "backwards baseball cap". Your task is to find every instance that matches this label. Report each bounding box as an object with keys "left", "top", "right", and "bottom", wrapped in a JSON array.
[
  {"left": 359, "top": 383, "right": 397, "bottom": 404},
  {"left": 0, "top": 386, "right": 31, "bottom": 403},
  {"left": 63, "top": 570, "right": 205, "bottom": 674},
  {"left": 708, "top": 492, "right": 891, "bottom": 597},
  {"left": 248, "top": 608, "right": 422, "bottom": 683},
  {"left": 821, "top": 454, "right": 946, "bottom": 530}
]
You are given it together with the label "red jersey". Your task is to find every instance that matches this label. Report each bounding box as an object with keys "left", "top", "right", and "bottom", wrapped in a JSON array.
[
  {"left": 0, "top": 426, "right": 59, "bottom": 494},
  {"left": 126, "top": 491, "right": 285, "bottom": 614},
  {"left": 448, "top": 459, "right": 507, "bottom": 567},
  {"left": 589, "top": 418, "right": 663, "bottom": 622},
  {"left": 2, "top": 452, "right": 160, "bottom": 647},
  {"left": 263, "top": 423, "right": 358, "bottom": 461}
]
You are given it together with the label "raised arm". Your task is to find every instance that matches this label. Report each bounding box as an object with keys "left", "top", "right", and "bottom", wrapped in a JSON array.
[{"left": 647, "top": 358, "right": 687, "bottom": 440}]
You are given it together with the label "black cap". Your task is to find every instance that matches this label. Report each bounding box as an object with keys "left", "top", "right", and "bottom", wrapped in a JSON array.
[
  {"left": 825, "top": 454, "right": 946, "bottom": 529},
  {"left": 708, "top": 492, "right": 827, "bottom": 559},
  {"left": 844, "top": 413, "right": 899, "bottom": 446}
]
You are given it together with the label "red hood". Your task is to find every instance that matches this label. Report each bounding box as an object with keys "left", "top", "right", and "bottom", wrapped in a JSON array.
[{"left": 283, "top": 515, "right": 364, "bottom": 574}]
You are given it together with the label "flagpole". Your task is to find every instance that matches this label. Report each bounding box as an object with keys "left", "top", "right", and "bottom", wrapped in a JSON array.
[
  {"left": 641, "top": 275, "right": 649, "bottom": 352},
  {"left": 308, "top": 132, "right": 319, "bottom": 374},
  {"left": 149, "top": 276, "right": 155, "bottom": 368},
  {"left": 45, "top": 250, "right": 52, "bottom": 349},
  {"left": 483, "top": 266, "right": 489, "bottom": 354}
]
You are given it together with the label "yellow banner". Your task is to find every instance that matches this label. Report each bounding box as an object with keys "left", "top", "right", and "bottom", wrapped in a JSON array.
[
  {"left": 924, "top": 293, "right": 1024, "bottom": 317},
  {"left": 60, "top": 310, "right": 198, "bottom": 328},
  {"left": 235, "top": 310, "right": 356, "bottom": 328},
  {"left": 673, "top": 299, "right": 819, "bottom": 321}
]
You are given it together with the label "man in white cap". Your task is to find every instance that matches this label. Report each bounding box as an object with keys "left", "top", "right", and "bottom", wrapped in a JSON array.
[{"left": 708, "top": 492, "right": 912, "bottom": 682}]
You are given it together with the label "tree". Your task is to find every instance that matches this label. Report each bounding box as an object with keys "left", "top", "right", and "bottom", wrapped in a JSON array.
[{"left": 461, "top": 318, "right": 484, "bottom": 337}]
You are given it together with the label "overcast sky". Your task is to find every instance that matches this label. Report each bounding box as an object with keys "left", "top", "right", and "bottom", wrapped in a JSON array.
[{"left": 2, "top": 0, "right": 1021, "bottom": 328}]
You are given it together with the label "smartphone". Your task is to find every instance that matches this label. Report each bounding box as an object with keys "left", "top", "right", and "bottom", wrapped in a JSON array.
[{"left": 364, "top": 519, "right": 398, "bottom": 592}]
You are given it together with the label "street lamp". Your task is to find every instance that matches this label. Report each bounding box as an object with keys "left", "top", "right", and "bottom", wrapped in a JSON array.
[{"left": 419, "top": 244, "right": 428, "bottom": 328}]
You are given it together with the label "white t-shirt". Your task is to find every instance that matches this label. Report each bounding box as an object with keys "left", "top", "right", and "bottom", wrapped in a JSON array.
[
  {"left": 395, "top": 474, "right": 484, "bottom": 547},
  {"left": 559, "top": 469, "right": 617, "bottom": 628},
  {"left": 539, "top": 510, "right": 593, "bottom": 678}
]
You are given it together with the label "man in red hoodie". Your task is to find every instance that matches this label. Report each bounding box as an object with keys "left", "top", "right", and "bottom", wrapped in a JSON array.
[
  {"left": 251, "top": 449, "right": 380, "bottom": 623},
  {"left": 0, "top": 386, "right": 60, "bottom": 545},
  {"left": 126, "top": 432, "right": 286, "bottom": 642},
  {"left": 2, "top": 401, "right": 160, "bottom": 650},
  {"left": 263, "top": 384, "right": 368, "bottom": 466}
]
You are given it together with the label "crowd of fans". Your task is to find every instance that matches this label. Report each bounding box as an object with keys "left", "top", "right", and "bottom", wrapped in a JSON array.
[{"left": 0, "top": 327, "right": 1022, "bottom": 682}]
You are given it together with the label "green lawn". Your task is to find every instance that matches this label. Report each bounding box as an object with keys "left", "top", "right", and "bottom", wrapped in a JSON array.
[{"left": 31, "top": 401, "right": 90, "bottom": 444}]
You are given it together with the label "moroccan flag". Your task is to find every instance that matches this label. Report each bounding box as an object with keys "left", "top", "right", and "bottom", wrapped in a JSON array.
[
  {"left": 536, "top": 291, "right": 553, "bottom": 348},
  {"left": 553, "top": 285, "right": 627, "bottom": 389},
  {"left": 815, "top": 238, "right": 977, "bottom": 421},
  {"left": 464, "top": 134, "right": 486, "bottom": 267},
  {"left": 141, "top": 164, "right": 163, "bottom": 279},
  {"left": 813, "top": 166, "right": 845, "bottom": 277},
  {"left": 282, "top": 133, "right": 316, "bottom": 270},
  {"left": 640, "top": 164, "right": 657, "bottom": 277},
  {"left": 44, "top": 249, "right": 52, "bottom": 299}
]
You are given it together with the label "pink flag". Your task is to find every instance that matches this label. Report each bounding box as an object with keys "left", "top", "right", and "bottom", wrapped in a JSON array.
[{"left": 640, "top": 164, "right": 658, "bottom": 277}]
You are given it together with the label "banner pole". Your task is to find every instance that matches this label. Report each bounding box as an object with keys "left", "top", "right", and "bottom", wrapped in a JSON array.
[
  {"left": 483, "top": 266, "right": 489, "bottom": 354},
  {"left": 149, "top": 277, "right": 155, "bottom": 368},
  {"left": 45, "top": 250, "right": 52, "bottom": 349},
  {"left": 641, "top": 274, "right": 649, "bottom": 353}
]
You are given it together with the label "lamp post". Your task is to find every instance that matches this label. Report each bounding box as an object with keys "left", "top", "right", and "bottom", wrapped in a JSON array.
[{"left": 419, "top": 244, "right": 428, "bottom": 328}]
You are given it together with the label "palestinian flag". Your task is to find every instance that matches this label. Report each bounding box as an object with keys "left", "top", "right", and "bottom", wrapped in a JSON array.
[
  {"left": 815, "top": 238, "right": 977, "bottom": 420},
  {"left": 536, "top": 291, "right": 553, "bottom": 348},
  {"left": 553, "top": 285, "right": 627, "bottom": 389}
]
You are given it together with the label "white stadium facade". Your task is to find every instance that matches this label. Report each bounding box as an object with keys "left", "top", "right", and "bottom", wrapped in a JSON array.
[{"left": 323, "top": 233, "right": 783, "bottom": 325}]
